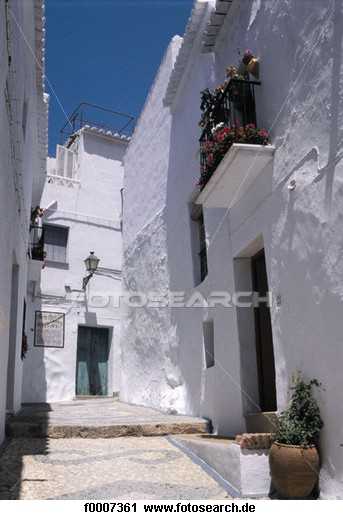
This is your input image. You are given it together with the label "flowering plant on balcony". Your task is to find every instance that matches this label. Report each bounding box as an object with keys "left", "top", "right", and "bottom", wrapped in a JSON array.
[
  {"left": 199, "top": 124, "right": 269, "bottom": 188},
  {"left": 199, "top": 86, "right": 226, "bottom": 128}
]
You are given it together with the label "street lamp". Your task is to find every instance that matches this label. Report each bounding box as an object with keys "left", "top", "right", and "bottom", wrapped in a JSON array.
[
  {"left": 84, "top": 251, "right": 100, "bottom": 273},
  {"left": 82, "top": 251, "right": 100, "bottom": 290}
]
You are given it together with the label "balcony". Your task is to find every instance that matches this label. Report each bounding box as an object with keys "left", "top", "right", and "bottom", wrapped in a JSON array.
[
  {"left": 29, "top": 225, "right": 45, "bottom": 261},
  {"left": 197, "top": 143, "right": 275, "bottom": 208},
  {"left": 196, "top": 78, "right": 274, "bottom": 209},
  {"left": 28, "top": 225, "right": 45, "bottom": 283}
]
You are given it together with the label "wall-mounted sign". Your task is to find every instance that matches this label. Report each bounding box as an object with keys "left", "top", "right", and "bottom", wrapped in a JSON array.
[{"left": 34, "top": 311, "right": 65, "bottom": 348}]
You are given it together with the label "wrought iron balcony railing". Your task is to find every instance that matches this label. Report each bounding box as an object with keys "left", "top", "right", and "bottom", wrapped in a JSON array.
[
  {"left": 29, "top": 225, "right": 45, "bottom": 261},
  {"left": 199, "top": 79, "right": 264, "bottom": 188}
]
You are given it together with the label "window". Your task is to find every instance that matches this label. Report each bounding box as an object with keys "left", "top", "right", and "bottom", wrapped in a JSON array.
[
  {"left": 198, "top": 212, "right": 208, "bottom": 282},
  {"left": 21, "top": 299, "right": 27, "bottom": 360},
  {"left": 4, "top": 80, "right": 11, "bottom": 123},
  {"left": 203, "top": 320, "right": 214, "bottom": 368},
  {"left": 22, "top": 98, "right": 28, "bottom": 139},
  {"left": 44, "top": 224, "right": 69, "bottom": 264},
  {"left": 56, "top": 145, "right": 75, "bottom": 178},
  {"left": 190, "top": 206, "right": 208, "bottom": 285}
]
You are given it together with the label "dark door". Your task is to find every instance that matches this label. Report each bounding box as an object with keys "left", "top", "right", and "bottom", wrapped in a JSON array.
[
  {"left": 252, "top": 250, "right": 277, "bottom": 411},
  {"left": 76, "top": 327, "right": 109, "bottom": 396}
]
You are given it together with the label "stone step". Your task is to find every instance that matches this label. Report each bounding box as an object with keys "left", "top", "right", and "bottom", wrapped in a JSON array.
[
  {"left": 6, "top": 400, "right": 209, "bottom": 439},
  {"left": 235, "top": 432, "right": 273, "bottom": 449},
  {"left": 6, "top": 420, "right": 209, "bottom": 439}
]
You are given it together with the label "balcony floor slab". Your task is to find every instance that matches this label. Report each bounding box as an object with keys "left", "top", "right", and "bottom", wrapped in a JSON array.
[{"left": 197, "top": 143, "right": 275, "bottom": 209}]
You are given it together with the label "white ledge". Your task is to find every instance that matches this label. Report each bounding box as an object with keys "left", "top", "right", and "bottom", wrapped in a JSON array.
[
  {"left": 47, "top": 174, "right": 80, "bottom": 186},
  {"left": 196, "top": 143, "right": 275, "bottom": 208}
]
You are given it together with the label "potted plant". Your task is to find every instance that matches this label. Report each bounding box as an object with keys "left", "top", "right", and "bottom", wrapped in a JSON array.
[
  {"left": 269, "top": 374, "right": 323, "bottom": 498},
  {"left": 269, "top": 373, "right": 323, "bottom": 498}
]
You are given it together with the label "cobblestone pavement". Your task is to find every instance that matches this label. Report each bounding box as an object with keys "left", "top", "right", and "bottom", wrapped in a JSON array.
[{"left": 0, "top": 437, "right": 231, "bottom": 500}]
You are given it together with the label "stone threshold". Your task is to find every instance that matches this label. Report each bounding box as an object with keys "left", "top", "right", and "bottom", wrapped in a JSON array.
[
  {"left": 6, "top": 421, "right": 208, "bottom": 439},
  {"left": 7, "top": 399, "right": 209, "bottom": 439}
]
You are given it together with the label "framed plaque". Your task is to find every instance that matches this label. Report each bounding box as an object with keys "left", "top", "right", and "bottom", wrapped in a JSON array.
[{"left": 34, "top": 311, "right": 65, "bottom": 348}]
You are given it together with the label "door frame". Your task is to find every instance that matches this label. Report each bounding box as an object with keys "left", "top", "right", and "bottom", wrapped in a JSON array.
[
  {"left": 251, "top": 249, "right": 277, "bottom": 412},
  {"left": 75, "top": 325, "right": 111, "bottom": 397}
]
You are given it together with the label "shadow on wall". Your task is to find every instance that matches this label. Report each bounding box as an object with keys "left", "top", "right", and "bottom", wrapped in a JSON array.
[
  {"left": 23, "top": 270, "right": 48, "bottom": 406},
  {"left": 270, "top": 0, "right": 343, "bottom": 493},
  {"left": 0, "top": 404, "right": 50, "bottom": 500},
  {"left": 0, "top": 271, "right": 50, "bottom": 500},
  {"left": 83, "top": 132, "right": 127, "bottom": 162},
  {"left": 278, "top": 0, "right": 343, "bottom": 217}
]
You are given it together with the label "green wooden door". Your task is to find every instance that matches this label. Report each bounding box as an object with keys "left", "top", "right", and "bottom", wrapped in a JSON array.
[{"left": 76, "top": 327, "right": 109, "bottom": 396}]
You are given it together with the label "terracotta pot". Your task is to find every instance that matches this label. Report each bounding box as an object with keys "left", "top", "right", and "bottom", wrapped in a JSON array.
[{"left": 269, "top": 442, "right": 319, "bottom": 498}]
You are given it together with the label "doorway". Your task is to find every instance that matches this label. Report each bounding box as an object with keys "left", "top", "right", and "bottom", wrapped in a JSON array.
[
  {"left": 251, "top": 250, "right": 277, "bottom": 412},
  {"left": 6, "top": 263, "right": 20, "bottom": 412},
  {"left": 76, "top": 326, "right": 109, "bottom": 396}
]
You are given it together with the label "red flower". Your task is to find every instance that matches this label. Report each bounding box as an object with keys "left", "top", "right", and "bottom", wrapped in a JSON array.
[
  {"left": 199, "top": 123, "right": 269, "bottom": 190},
  {"left": 207, "top": 153, "right": 214, "bottom": 165},
  {"left": 258, "top": 129, "right": 269, "bottom": 138},
  {"left": 213, "top": 126, "right": 233, "bottom": 143}
]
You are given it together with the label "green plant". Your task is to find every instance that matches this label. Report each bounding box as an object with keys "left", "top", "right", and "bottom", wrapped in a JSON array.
[
  {"left": 199, "top": 124, "right": 269, "bottom": 188},
  {"left": 274, "top": 373, "right": 323, "bottom": 447}
]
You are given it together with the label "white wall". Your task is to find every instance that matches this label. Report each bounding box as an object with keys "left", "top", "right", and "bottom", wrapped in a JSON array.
[
  {"left": 0, "top": 0, "right": 47, "bottom": 444},
  {"left": 23, "top": 129, "right": 127, "bottom": 402},
  {"left": 122, "top": 0, "right": 343, "bottom": 498},
  {"left": 120, "top": 37, "right": 189, "bottom": 413}
]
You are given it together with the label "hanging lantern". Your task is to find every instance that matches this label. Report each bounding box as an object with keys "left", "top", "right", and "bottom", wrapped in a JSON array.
[{"left": 84, "top": 251, "right": 100, "bottom": 273}]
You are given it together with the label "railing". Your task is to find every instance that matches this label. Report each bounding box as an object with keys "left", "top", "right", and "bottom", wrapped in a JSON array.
[
  {"left": 199, "top": 79, "right": 261, "bottom": 188},
  {"left": 29, "top": 225, "right": 45, "bottom": 261},
  {"left": 60, "top": 102, "right": 135, "bottom": 144}
]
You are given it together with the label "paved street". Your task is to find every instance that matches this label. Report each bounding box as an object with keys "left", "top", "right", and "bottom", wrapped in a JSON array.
[{"left": 0, "top": 437, "right": 230, "bottom": 500}]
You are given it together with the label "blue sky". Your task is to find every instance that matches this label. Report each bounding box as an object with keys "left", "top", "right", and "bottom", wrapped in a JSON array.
[{"left": 46, "top": 0, "right": 193, "bottom": 156}]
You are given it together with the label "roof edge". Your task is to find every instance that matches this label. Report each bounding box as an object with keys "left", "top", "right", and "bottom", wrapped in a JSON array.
[
  {"left": 163, "top": 1, "right": 212, "bottom": 108},
  {"left": 202, "top": 0, "right": 235, "bottom": 53}
]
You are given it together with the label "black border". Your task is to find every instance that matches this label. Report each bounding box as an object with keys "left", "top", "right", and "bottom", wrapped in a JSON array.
[{"left": 34, "top": 311, "right": 65, "bottom": 348}]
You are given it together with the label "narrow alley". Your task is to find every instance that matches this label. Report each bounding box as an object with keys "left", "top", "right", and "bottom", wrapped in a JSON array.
[{"left": 0, "top": 399, "right": 230, "bottom": 500}]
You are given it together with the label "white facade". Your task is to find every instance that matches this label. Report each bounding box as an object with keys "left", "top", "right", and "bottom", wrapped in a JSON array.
[
  {"left": 121, "top": 0, "right": 343, "bottom": 498},
  {"left": 23, "top": 128, "right": 127, "bottom": 402},
  {"left": 0, "top": 0, "right": 47, "bottom": 444}
]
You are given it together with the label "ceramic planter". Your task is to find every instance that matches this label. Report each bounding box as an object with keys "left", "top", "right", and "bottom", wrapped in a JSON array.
[{"left": 269, "top": 442, "right": 320, "bottom": 498}]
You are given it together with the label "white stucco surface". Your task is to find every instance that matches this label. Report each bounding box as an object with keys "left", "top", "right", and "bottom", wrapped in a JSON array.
[
  {"left": 23, "top": 129, "right": 127, "bottom": 403},
  {"left": 173, "top": 436, "right": 270, "bottom": 497},
  {"left": 122, "top": 0, "right": 343, "bottom": 498},
  {"left": 120, "top": 37, "right": 187, "bottom": 414},
  {"left": 0, "top": 0, "right": 47, "bottom": 445}
]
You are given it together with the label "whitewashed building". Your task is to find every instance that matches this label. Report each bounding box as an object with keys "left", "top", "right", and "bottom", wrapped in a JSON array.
[
  {"left": 0, "top": 0, "right": 47, "bottom": 444},
  {"left": 23, "top": 125, "right": 128, "bottom": 402},
  {"left": 121, "top": 0, "right": 343, "bottom": 498}
]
